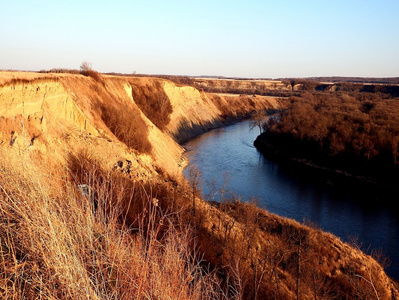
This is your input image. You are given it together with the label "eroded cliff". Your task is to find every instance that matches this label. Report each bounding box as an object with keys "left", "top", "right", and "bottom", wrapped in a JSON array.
[{"left": 0, "top": 72, "right": 281, "bottom": 176}]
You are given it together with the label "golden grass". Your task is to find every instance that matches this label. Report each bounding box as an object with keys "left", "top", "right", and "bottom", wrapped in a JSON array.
[
  {"left": 129, "top": 79, "right": 173, "bottom": 131},
  {"left": 0, "top": 150, "right": 229, "bottom": 299}
]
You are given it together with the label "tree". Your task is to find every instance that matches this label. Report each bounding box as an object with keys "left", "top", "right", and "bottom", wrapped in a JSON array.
[
  {"left": 188, "top": 165, "right": 201, "bottom": 218},
  {"left": 79, "top": 61, "right": 101, "bottom": 81},
  {"left": 80, "top": 61, "right": 93, "bottom": 73},
  {"left": 250, "top": 110, "right": 267, "bottom": 135}
]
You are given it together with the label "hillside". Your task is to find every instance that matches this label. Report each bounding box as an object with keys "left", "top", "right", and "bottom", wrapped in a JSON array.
[{"left": 1, "top": 71, "right": 398, "bottom": 299}]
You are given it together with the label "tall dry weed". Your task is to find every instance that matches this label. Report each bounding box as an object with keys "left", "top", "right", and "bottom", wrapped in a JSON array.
[
  {"left": 0, "top": 149, "right": 229, "bottom": 299},
  {"left": 99, "top": 99, "right": 152, "bottom": 154},
  {"left": 129, "top": 79, "right": 173, "bottom": 131}
]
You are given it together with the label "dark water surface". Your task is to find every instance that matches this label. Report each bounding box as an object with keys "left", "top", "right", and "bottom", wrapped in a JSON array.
[{"left": 183, "top": 120, "right": 399, "bottom": 279}]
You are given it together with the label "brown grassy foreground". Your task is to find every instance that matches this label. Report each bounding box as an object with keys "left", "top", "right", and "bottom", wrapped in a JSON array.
[
  {"left": 0, "top": 149, "right": 229, "bottom": 299},
  {"left": 1, "top": 149, "right": 397, "bottom": 299}
]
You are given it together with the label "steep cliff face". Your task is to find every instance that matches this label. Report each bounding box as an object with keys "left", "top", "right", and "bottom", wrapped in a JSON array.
[
  {"left": 193, "top": 77, "right": 291, "bottom": 92},
  {"left": 0, "top": 72, "right": 280, "bottom": 177},
  {"left": 0, "top": 73, "right": 179, "bottom": 179},
  {"left": 163, "top": 80, "right": 221, "bottom": 139},
  {"left": 163, "top": 80, "right": 283, "bottom": 142},
  {"left": 0, "top": 79, "right": 98, "bottom": 137},
  {"left": 0, "top": 78, "right": 105, "bottom": 173}
]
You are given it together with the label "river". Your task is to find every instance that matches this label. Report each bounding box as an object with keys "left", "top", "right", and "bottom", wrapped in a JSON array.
[{"left": 182, "top": 120, "right": 399, "bottom": 279}]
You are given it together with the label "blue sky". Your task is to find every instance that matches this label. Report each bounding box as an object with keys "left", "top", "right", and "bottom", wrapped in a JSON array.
[{"left": 1, "top": 0, "right": 398, "bottom": 78}]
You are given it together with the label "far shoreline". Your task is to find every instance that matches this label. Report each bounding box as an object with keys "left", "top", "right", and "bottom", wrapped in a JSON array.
[{"left": 253, "top": 134, "right": 399, "bottom": 204}]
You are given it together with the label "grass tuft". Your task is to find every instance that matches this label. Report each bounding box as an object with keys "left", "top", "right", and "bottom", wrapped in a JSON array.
[{"left": 0, "top": 149, "right": 228, "bottom": 299}]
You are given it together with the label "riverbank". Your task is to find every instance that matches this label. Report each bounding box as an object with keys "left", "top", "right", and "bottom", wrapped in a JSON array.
[
  {"left": 184, "top": 119, "right": 399, "bottom": 281},
  {"left": 254, "top": 133, "right": 399, "bottom": 201}
]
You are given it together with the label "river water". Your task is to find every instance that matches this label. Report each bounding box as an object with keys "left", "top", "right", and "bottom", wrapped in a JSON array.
[{"left": 182, "top": 120, "right": 399, "bottom": 279}]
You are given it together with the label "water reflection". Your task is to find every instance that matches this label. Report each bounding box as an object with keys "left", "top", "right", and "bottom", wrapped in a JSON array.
[{"left": 183, "top": 120, "right": 399, "bottom": 279}]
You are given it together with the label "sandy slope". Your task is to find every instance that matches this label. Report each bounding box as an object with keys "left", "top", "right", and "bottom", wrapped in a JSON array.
[{"left": 0, "top": 71, "right": 279, "bottom": 178}]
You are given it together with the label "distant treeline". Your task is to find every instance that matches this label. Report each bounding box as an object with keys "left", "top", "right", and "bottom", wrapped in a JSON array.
[
  {"left": 304, "top": 76, "right": 399, "bottom": 85},
  {"left": 280, "top": 79, "right": 399, "bottom": 97},
  {"left": 136, "top": 75, "right": 399, "bottom": 97}
]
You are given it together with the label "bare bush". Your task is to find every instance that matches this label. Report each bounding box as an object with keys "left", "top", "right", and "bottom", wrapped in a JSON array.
[
  {"left": 129, "top": 79, "right": 173, "bottom": 130},
  {"left": 80, "top": 61, "right": 102, "bottom": 82}
]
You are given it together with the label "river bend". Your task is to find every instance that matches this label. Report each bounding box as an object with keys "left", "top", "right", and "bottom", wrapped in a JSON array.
[{"left": 183, "top": 120, "right": 399, "bottom": 279}]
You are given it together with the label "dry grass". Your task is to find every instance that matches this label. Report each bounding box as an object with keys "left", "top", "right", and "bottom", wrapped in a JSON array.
[
  {"left": 0, "top": 146, "right": 394, "bottom": 300},
  {"left": 80, "top": 62, "right": 102, "bottom": 83},
  {"left": 206, "top": 94, "right": 274, "bottom": 121},
  {"left": 56, "top": 75, "right": 153, "bottom": 155},
  {"left": 0, "top": 75, "right": 59, "bottom": 88},
  {"left": 0, "top": 150, "right": 229, "bottom": 299},
  {"left": 99, "top": 100, "right": 152, "bottom": 154},
  {"left": 0, "top": 116, "right": 43, "bottom": 148},
  {"left": 213, "top": 200, "right": 395, "bottom": 299},
  {"left": 129, "top": 79, "right": 173, "bottom": 131}
]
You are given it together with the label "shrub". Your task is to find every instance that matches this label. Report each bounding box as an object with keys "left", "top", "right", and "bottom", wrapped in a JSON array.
[
  {"left": 80, "top": 61, "right": 102, "bottom": 82},
  {"left": 262, "top": 92, "right": 399, "bottom": 173},
  {"left": 129, "top": 80, "right": 173, "bottom": 130},
  {"left": 100, "top": 102, "right": 152, "bottom": 154}
]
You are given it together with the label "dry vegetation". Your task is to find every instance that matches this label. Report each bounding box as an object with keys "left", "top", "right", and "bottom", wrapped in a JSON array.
[
  {"left": 2, "top": 148, "right": 396, "bottom": 299},
  {"left": 1, "top": 72, "right": 398, "bottom": 299},
  {"left": 0, "top": 150, "right": 228, "bottom": 299},
  {"left": 129, "top": 79, "right": 173, "bottom": 131},
  {"left": 212, "top": 200, "right": 394, "bottom": 299},
  {"left": 79, "top": 61, "right": 103, "bottom": 83},
  {"left": 207, "top": 94, "right": 274, "bottom": 121},
  {"left": 256, "top": 91, "right": 399, "bottom": 189},
  {"left": 59, "top": 75, "right": 153, "bottom": 154},
  {"left": 99, "top": 98, "right": 152, "bottom": 154}
]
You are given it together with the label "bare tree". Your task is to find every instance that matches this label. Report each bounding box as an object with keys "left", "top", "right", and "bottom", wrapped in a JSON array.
[
  {"left": 250, "top": 110, "right": 267, "bottom": 135},
  {"left": 80, "top": 61, "right": 93, "bottom": 73},
  {"left": 188, "top": 165, "right": 201, "bottom": 218},
  {"left": 79, "top": 61, "right": 102, "bottom": 81}
]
